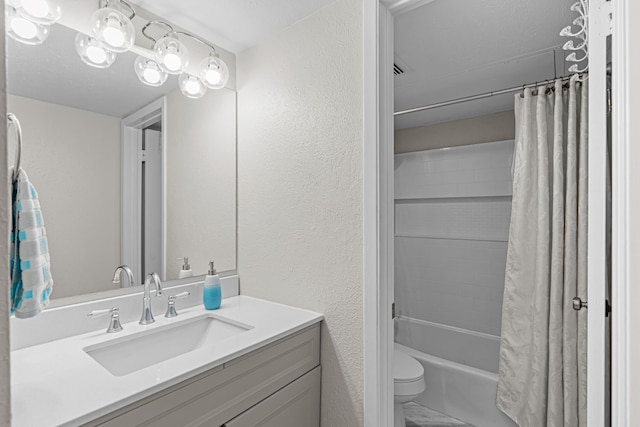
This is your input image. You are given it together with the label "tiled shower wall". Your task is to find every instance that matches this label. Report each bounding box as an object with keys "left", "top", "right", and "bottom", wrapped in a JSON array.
[{"left": 394, "top": 140, "right": 514, "bottom": 337}]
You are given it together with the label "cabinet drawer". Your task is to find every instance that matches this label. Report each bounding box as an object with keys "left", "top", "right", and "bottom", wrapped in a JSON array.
[
  {"left": 224, "top": 366, "right": 320, "bottom": 427},
  {"left": 86, "top": 324, "right": 320, "bottom": 427}
]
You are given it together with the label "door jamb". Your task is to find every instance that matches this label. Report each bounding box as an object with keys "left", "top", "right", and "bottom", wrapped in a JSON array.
[
  {"left": 363, "top": 1, "right": 394, "bottom": 426},
  {"left": 610, "top": 0, "right": 640, "bottom": 424},
  {"left": 121, "top": 97, "right": 167, "bottom": 283}
]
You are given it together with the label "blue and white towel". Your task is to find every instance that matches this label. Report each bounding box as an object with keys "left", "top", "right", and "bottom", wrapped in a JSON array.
[{"left": 10, "top": 169, "right": 53, "bottom": 318}]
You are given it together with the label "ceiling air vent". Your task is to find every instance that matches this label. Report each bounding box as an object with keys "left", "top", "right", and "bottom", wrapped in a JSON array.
[{"left": 393, "top": 63, "right": 404, "bottom": 76}]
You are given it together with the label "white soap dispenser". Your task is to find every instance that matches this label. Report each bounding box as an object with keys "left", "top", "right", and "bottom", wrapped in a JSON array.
[{"left": 178, "top": 257, "right": 193, "bottom": 279}]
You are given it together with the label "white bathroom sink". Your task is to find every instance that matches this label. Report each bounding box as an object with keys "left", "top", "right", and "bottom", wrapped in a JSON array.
[{"left": 83, "top": 315, "right": 252, "bottom": 376}]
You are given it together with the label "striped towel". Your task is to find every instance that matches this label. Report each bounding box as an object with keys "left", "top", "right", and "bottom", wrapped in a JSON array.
[{"left": 10, "top": 169, "right": 53, "bottom": 318}]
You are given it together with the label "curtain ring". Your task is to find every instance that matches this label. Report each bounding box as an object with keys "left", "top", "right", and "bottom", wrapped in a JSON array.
[{"left": 529, "top": 82, "right": 539, "bottom": 97}]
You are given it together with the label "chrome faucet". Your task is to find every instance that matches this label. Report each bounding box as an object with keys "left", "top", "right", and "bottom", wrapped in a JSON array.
[
  {"left": 140, "top": 272, "right": 163, "bottom": 325},
  {"left": 112, "top": 265, "right": 135, "bottom": 288}
]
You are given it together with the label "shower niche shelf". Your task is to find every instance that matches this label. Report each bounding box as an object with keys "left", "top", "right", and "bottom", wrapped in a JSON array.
[
  {"left": 394, "top": 194, "right": 512, "bottom": 203},
  {"left": 394, "top": 233, "right": 508, "bottom": 243}
]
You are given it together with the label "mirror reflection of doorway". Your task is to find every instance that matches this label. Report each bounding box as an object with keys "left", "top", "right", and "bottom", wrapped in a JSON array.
[
  {"left": 141, "top": 127, "right": 163, "bottom": 280},
  {"left": 121, "top": 98, "right": 166, "bottom": 285}
]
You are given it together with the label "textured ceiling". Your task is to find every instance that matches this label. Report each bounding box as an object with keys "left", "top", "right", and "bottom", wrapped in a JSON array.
[
  {"left": 129, "top": 0, "right": 336, "bottom": 53},
  {"left": 394, "top": 0, "right": 576, "bottom": 129}
]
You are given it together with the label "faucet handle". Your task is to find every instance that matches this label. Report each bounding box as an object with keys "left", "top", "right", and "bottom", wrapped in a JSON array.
[
  {"left": 88, "top": 307, "right": 124, "bottom": 333},
  {"left": 165, "top": 292, "right": 190, "bottom": 318}
]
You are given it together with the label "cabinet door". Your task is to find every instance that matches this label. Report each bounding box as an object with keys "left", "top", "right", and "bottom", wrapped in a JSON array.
[{"left": 224, "top": 366, "right": 320, "bottom": 427}]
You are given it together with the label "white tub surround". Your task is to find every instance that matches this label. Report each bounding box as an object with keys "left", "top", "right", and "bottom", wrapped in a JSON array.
[
  {"left": 11, "top": 295, "right": 323, "bottom": 427},
  {"left": 394, "top": 140, "right": 514, "bottom": 339},
  {"left": 395, "top": 316, "right": 500, "bottom": 373}
]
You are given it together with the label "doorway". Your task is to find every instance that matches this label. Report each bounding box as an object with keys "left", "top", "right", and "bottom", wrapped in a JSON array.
[
  {"left": 121, "top": 98, "right": 167, "bottom": 284},
  {"left": 370, "top": 1, "right": 605, "bottom": 425}
]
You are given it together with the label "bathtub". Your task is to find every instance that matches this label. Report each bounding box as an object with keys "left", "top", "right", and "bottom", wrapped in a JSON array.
[{"left": 395, "top": 317, "right": 516, "bottom": 427}]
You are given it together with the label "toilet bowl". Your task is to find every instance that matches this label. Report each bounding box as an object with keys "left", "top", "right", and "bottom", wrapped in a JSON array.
[{"left": 394, "top": 347, "right": 426, "bottom": 427}]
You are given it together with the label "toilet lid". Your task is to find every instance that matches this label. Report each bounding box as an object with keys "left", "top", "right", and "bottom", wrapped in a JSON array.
[{"left": 394, "top": 349, "right": 424, "bottom": 383}]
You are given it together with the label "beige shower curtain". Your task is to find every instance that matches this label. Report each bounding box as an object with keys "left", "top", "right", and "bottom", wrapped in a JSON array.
[{"left": 496, "top": 76, "right": 588, "bottom": 427}]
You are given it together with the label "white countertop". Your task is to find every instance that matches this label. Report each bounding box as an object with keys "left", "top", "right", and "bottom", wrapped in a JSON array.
[{"left": 11, "top": 296, "right": 323, "bottom": 427}]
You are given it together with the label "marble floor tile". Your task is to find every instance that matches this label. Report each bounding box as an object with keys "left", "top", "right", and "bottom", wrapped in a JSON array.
[{"left": 404, "top": 402, "right": 475, "bottom": 427}]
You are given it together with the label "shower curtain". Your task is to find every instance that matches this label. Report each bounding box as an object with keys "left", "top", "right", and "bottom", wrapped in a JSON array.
[{"left": 496, "top": 76, "right": 588, "bottom": 427}]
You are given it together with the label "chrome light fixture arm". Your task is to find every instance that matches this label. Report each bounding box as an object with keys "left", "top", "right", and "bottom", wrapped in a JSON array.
[
  {"left": 99, "top": 0, "right": 136, "bottom": 20},
  {"left": 141, "top": 20, "right": 217, "bottom": 54},
  {"left": 141, "top": 20, "right": 175, "bottom": 44}
]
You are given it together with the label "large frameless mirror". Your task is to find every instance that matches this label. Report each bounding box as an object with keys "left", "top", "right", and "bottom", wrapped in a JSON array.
[{"left": 6, "top": 0, "right": 237, "bottom": 302}]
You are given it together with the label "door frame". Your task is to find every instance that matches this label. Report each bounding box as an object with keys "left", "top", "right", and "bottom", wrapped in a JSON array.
[
  {"left": 588, "top": 0, "right": 610, "bottom": 424},
  {"left": 611, "top": 0, "right": 640, "bottom": 424},
  {"left": 365, "top": 0, "right": 640, "bottom": 426},
  {"left": 364, "top": 2, "right": 441, "bottom": 425},
  {"left": 121, "top": 97, "right": 167, "bottom": 283},
  {"left": 363, "top": 1, "right": 394, "bottom": 426}
]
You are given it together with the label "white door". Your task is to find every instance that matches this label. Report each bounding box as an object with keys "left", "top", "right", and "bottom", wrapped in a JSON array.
[{"left": 142, "top": 128, "right": 163, "bottom": 279}]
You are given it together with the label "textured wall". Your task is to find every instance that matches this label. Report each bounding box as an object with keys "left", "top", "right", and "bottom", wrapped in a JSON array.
[
  {"left": 237, "top": 0, "right": 364, "bottom": 425},
  {"left": 7, "top": 94, "right": 121, "bottom": 299},
  {"left": 165, "top": 88, "right": 237, "bottom": 279},
  {"left": 395, "top": 110, "right": 515, "bottom": 153}
]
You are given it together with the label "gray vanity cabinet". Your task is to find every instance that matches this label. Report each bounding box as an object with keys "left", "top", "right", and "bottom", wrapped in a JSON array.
[
  {"left": 83, "top": 323, "right": 320, "bottom": 427},
  {"left": 223, "top": 367, "right": 320, "bottom": 427}
]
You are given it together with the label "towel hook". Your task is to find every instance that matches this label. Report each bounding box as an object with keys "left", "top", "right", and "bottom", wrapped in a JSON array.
[{"left": 7, "top": 113, "right": 22, "bottom": 181}]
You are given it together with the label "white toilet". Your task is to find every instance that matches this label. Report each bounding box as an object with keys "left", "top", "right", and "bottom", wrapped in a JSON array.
[{"left": 394, "top": 348, "right": 426, "bottom": 427}]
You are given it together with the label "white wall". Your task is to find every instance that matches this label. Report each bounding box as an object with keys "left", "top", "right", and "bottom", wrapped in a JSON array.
[
  {"left": 7, "top": 95, "right": 121, "bottom": 299},
  {"left": 395, "top": 110, "right": 515, "bottom": 154},
  {"left": 237, "top": 0, "right": 364, "bottom": 425},
  {"left": 394, "top": 141, "right": 514, "bottom": 337},
  {"left": 165, "top": 88, "right": 237, "bottom": 279}
]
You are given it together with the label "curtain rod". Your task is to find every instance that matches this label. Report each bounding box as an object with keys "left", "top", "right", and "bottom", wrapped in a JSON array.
[{"left": 394, "top": 73, "right": 586, "bottom": 117}]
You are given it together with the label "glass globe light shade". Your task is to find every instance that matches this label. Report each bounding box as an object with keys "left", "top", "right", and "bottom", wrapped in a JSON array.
[
  {"left": 91, "top": 6, "right": 134, "bottom": 52},
  {"left": 178, "top": 73, "right": 207, "bottom": 99},
  {"left": 15, "top": 0, "right": 62, "bottom": 25},
  {"left": 134, "top": 56, "right": 168, "bottom": 87},
  {"left": 199, "top": 54, "right": 229, "bottom": 90},
  {"left": 6, "top": 4, "right": 50, "bottom": 45},
  {"left": 154, "top": 34, "right": 188, "bottom": 75},
  {"left": 75, "top": 33, "right": 116, "bottom": 68}
]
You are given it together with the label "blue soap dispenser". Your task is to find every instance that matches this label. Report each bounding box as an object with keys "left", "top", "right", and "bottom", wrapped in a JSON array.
[{"left": 203, "top": 261, "right": 221, "bottom": 310}]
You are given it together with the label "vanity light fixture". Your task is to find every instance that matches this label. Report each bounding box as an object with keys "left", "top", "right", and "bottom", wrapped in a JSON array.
[
  {"left": 142, "top": 20, "right": 230, "bottom": 96},
  {"left": 178, "top": 73, "right": 207, "bottom": 99},
  {"left": 6, "top": 4, "right": 50, "bottom": 45},
  {"left": 75, "top": 33, "right": 117, "bottom": 68},
  {"left": 154, "top": 34, "right": 189, "bottom": 74},
  {"left": 142, "top": 21, "right": 189, "bottom": 75},
  {"left": 92, "top": 0, "right": 135, "bottom": 53},
  {"left": 134, "top": 56, "right": 168, "bottom": 87},
  {"left": 12, "top": 0, "right": 62, "bottom": 25},
  {"left": 199, "top": 52, "right": 229, "bottom": 90}
]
